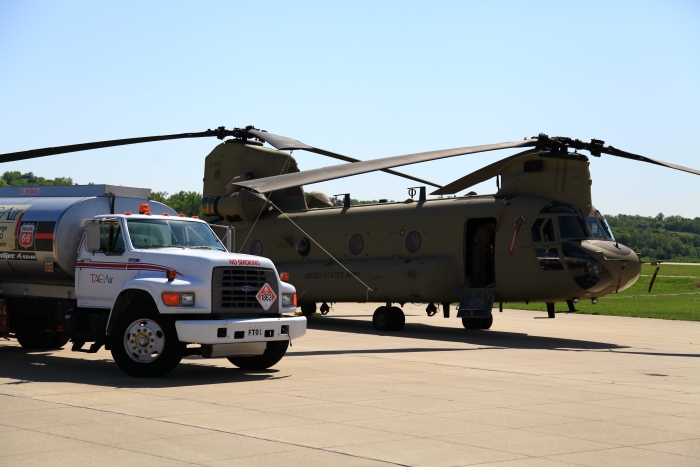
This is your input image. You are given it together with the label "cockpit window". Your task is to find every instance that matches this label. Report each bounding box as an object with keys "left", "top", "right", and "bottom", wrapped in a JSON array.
[
  {"left": 531, "top": 218, "right": 544, "bottom": 242},
  {"left": 542, "top": 219, "right": 556, "bottom": 242},
  {"left": 585, "top": 217, "right": 605, "bottom": 239},
  {"left": 597, "top": 211, "right": 615, "bottom": 241},
  {"left": 540, "top": 202, "right": 578, "bottom": 214},
  {"left": 557, "top": 215, "right": 591, "bottom": 239}
]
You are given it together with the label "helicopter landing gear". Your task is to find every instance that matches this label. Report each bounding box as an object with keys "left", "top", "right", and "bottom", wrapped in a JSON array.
[
  {"left": 546, "top": 303, "right": 556, "bottom": 318},
  {"left": 319, "top": 302, "right": 331, "bottom": 315},
  {"left": 373, "top": 304, "right": 405, "bottom": 331},
  {"left": 426, "top": 303, "right": 438, "bottom": 317},
  {"left": 300, "top": 302, "right": 316, "bottom": 317},
  {"left": 462, "top": 314, "right": 493, "bottom": 330}
]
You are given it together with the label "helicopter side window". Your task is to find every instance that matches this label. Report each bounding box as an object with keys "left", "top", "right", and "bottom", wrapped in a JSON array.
[
  {"left": 531, "top": 218, "right": 544, "bottom": 242},
  {"left": 534, "top": 248, "right": 563, "bottom": 270},
  {"left": 542, "top": 219, "right": 555, "bottom": 242},
  {"left": 558, "top": 216, "right": 590, "bottom": 239}
]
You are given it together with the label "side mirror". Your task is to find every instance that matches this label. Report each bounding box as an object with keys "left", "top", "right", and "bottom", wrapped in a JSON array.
[
  {"left": 85, "top": 221, "right": 101, "bottom": 252},
  {"left": 224, "top": 227, "right": 233, "bottom": 252}
]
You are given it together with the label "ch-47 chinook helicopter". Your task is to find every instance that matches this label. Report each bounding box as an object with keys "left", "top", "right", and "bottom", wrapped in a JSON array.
[{"left": 3, "top": 127, "right": 699, "bottom": 332}]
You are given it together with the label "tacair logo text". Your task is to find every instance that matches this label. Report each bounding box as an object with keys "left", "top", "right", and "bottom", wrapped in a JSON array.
[{"left": 90, "top": 274, "right": 114, "bottom": 284}]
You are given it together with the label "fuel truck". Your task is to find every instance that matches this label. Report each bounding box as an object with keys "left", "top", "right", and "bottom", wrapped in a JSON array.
[{"left": 0, "top": 185, "right": 305, "bottom": 377}]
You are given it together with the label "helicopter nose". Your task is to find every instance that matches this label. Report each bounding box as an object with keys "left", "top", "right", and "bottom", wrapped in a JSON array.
[
  {"left": 610, "top": 246, "right": 642, "bottom": 293},
  {"left": 583, "top": 240, "right": 642, "bottom": 293}
]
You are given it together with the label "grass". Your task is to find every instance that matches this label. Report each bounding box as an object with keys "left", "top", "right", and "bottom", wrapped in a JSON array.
[{"left": 506, "top": 263, "right": 700, "bottom": 321}]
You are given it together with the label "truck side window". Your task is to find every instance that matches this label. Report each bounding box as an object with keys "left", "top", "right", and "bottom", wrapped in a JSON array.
[
  {"left": 531, "top": 218, "right": 544, "bottom": 242},
  {"left": 100, "top": 222, "right": 125, "bottom": 254},
  {"left": 542, "top": 219, "right": 555, "bottom": 242}
]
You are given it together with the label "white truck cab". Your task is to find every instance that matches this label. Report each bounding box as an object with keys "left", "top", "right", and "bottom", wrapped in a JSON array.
[{"left": 0, "top": 185, "right": 306, "bottom": 377}]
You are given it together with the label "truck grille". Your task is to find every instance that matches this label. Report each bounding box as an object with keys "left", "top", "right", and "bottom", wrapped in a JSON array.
[{"left": 212, "top": 266, "right": 278, "bottom": 313}]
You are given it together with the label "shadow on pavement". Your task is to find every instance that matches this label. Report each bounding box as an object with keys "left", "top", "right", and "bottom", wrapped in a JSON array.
[
  {"left": 0, "top": 344, "right": 282, "bottom": 389},
  {"left": 305, "top": 316, "right": 700, "bottom": 358},
  {"left": 306, "top": 316, "right": 623, "bottom": 350}
]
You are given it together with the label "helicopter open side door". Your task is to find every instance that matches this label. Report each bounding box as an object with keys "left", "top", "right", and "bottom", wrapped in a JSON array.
[{"left": 464, "top": 218, "right": 497, "bottom": 288}]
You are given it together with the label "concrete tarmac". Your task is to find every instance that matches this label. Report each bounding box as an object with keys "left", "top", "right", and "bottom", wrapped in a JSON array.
[{"left": 1, "top": 304, "right": 698, "bottom": 466}]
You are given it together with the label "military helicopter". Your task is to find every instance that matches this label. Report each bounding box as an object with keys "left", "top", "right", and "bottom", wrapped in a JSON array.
[{"left": 3, "top": 127, "right": 699, "bottom": 331}]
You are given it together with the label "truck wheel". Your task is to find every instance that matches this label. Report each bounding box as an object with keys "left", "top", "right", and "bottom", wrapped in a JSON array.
[
  {"left": 300, "top": 302, "right": 316, "bottom": 317},
  {"left": 16, "top": 331, "right": 65, "bottom": 349},
  {"left": 109, "top": 306, "right": 184, "bottom": 377},
  {"left": 227, "top": 340, "right": 289, "bottom": 370}
]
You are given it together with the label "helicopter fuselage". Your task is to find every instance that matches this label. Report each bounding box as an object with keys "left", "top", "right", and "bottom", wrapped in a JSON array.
[{"left": 230, "top": 193, "right": 641, "bottom": 306}]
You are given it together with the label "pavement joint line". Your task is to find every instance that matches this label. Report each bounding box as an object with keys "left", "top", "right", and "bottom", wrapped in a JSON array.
[
  {"left": 559, "top": 444, "right": 700, "bottom": 463},
  {"left": 634, "top": 438, "right": 700, "bottom": 459},
  {"left": 3, "top": 388, "right": 630, "bottom": 464},
  {"left": 522, "top": 421, "right": 700, "bottom": 450},
  {"left": 351, "top": 353, "right": 696, "bottom": 394},
  {"left": 0, "top": 391, "right": 410, "bottom": 467},
  {"left": 0, "top": 425, "right": 211, "bottom": 466}
]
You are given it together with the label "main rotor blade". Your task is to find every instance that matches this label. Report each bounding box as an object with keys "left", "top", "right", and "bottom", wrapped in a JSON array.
[
  {"left": 247, "top": 129, "right": 443, "bottom": 188},
  {"left": 234, "top": 139, "right": 538, "bottom": 194},
  {"left": 539, "top": 134, "right": 700, "bottom": 177},
  {"left": 246, "top": 129, "right": 313, "bottom": 151},
  {"left": 0, "top": 127, "right": 236, "bottom": 163},
  {"left": 603, "top": 146, "right": 700, "bottom": 177},
  {"left": 431, "top": 150, "right": 536, "bottom": 195}
]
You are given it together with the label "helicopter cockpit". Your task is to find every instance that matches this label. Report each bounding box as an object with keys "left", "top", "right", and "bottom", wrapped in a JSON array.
[{"left": 532, "top": 202, "right": 639, "bottom": 295}]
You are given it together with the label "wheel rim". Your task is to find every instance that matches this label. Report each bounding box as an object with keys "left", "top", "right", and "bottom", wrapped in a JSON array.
[
  {"left": 123, "top": 319, "right": 165, "bottom": 363},
  {"left": 375, "top": 311, "right": 387, "bottom": 327}
]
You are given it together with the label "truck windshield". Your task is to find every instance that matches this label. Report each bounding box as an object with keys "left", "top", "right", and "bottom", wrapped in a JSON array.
[{"left": 127, "top": 219, "right": 225, "bottom": 251}]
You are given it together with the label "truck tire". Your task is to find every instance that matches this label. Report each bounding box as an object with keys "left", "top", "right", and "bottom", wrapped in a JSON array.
[
  {"left": 15, "top": 331, "right": 56, "bottom": 350},
  {"left": 109, "top": 305, "right": 185, "bottom": 377},
  {"left": 16, "top": 331, "right": 64, "bottom": 349},
  {"left": 227, "top": 340, "right": 289, "bottom": 370},
  {"left": 300, "top": 302, "right": 316, "bottom": 317}
]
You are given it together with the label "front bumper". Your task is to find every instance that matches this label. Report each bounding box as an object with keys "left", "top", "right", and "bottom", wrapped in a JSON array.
[{"left": 174, "top": 316, "right": 306, "bottom": 345}]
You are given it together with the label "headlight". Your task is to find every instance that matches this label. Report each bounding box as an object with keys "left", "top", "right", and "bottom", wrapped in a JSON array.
[
  {"left": 181, "top": 293, "right": 195, "bottom": 306},
  {"left": 281, "top": 293, "right": 297, "bottom": 307},
  {"left": 162, "top": 292, "right": 195, "bottom": 307}
]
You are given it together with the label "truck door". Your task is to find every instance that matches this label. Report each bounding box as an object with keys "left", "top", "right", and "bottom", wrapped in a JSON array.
[{"left": 76, "top": 219, "right": 134, "bottom": 308}]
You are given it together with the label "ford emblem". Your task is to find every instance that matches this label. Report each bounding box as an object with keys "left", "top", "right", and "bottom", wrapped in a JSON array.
[{"left": 242, "top": 285, "right": 253, "bottom": 292}]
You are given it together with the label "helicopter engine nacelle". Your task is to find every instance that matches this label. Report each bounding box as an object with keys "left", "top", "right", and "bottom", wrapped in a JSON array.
[{"left": 201, "top": 190, "right": 268, "bottom": 223}]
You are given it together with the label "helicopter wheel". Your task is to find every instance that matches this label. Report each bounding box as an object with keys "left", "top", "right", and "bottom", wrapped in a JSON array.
[
  {"left": 462, "top": 318, "right": 483, "bottom": 330},
  {"left": 390, "top": 306, "right": 405, "bottom": 331},
  {"left": 373, "top": 306, "right": 395, "bottom": 331},
  {"left": 373, "top": 306, "right": 405, "bottom": 331}
]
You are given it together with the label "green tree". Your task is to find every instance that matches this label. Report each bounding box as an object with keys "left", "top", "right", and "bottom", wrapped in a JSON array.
[
  {"left": 151, "top": 191, "right": 202, "bottom": 217},
  {"left": 1, "top": 171, "right": 74, "bottom": 186}
]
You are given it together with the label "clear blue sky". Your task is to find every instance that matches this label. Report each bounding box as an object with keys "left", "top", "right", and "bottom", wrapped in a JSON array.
[{"left": 1, "top": 0, "right": 699, "bottom": 217}]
